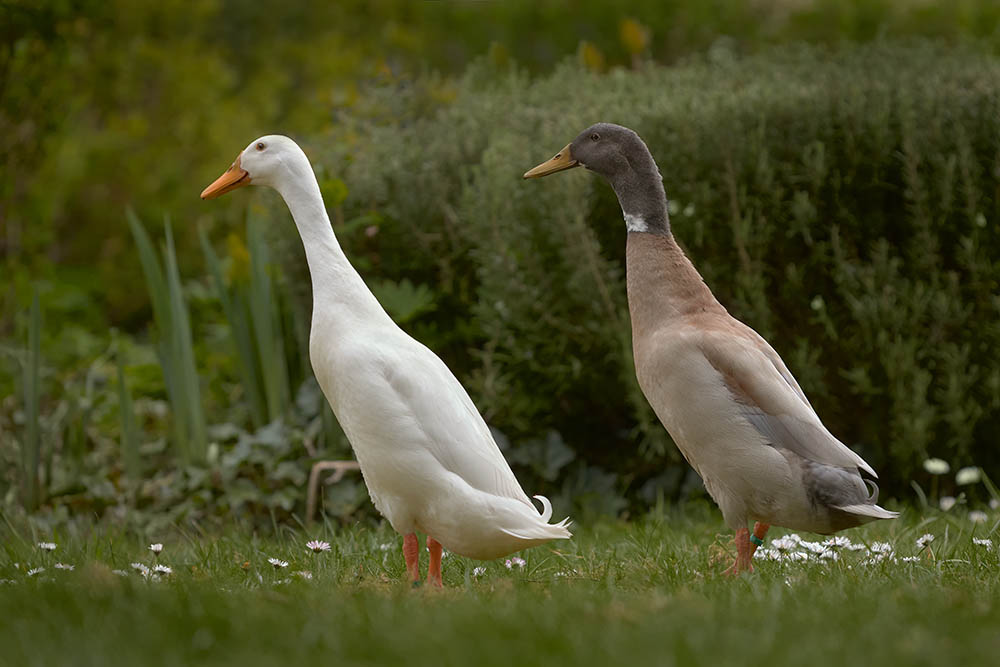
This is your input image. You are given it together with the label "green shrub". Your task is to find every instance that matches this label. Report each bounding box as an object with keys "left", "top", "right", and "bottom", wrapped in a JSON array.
[{"left": 334, "top": 42, "right": 1000, "bottom": 498}]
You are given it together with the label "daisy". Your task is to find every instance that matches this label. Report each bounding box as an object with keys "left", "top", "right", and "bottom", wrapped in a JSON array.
[
  {"left": 901, "top": 556, "right": 920, "bottom": 563},
  {"left": 27, "top": 567, "right": 45, "bottom": 576},
  {"left": 955, "top": 467, "right": 981, "bottom": 485},
  {"left": 799, "top": 541, "right": 826, "bottom": 554},
  {"left": 969, "top": 511, "right": 988, "bottom": 523},
  {"left": 131, "top": 562, "right": 151, "bottom": 577},
  {"left": 268, "top": 558, "right": 289, "bottom": 569},
  {"left": 153, "top": 565, "right": 172, "bottom": 575},
  {"left": 753, "top": 547, "right": 782, "bottom": 561},
  {"left": 306, "top": 540, "right": 331, "bottom": 553},
  {"left": 939, "top": 496, "right": 956, "bottom": 512},
  {"left": 819, "top": 549, "right": 839, "bottom": 561},
  {"left": 53, "top": 563, "right": 74, "bottom": 571},
  {"left": 870, "top": 542, "right": 894, "bottom": 554},
  {"left": 923, "top": 458, "right": 950, "bottom": 475},
  {"left": 916, "top": 533, "right": 935, "bottom": 549},
  {"left": 972, "top": 538, "right": 993, "bottom": 550},
  {"left": 771, "top": 536, "right": 800, "bottom": 551},
  {"left": 37, "top": 542, "right": 57, "bottom": 552},
  {"left": 822, "top": 536, "right": 853, "bottom": 549},
  {"left": 504, "top": 557, "right": 526, "bottom": 569},
  {"left": 472, "top": 566, "right": 486, "bottom": 577},
  {"left": 784, "top": 551, "right": 810, "bottom": 562},
  {"left": 149, "top": 543, "right": 163, "bottom": 555}
]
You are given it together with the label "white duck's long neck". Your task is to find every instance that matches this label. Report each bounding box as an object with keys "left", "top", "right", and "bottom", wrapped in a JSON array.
[{"left": 273, "top": 161, "right": 392, "bottom": 332}]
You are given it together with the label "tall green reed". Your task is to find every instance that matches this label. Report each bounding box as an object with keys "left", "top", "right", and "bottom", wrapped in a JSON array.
[
  {"left": 200, "top": 216, "right": 292, "bottom": 428},
  {"left": 19, "top": 287, "right": 42, "bottom": 510},
  {"left": 128, "top": 211, "right": 207, "bottom": 463}
]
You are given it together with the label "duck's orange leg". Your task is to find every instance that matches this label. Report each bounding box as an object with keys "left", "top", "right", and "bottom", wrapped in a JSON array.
[
  {"left": 724, "top": 526, "right": 754, "bottom": 576},
  {"left": 427, "top": 536, "right": 443, "bottom": 588},
  {"left": 403, "top": 533, "right": 420, "bottom": 584},
  {"left": 749, "top": 521, "right": 770, "bottom": 558}
]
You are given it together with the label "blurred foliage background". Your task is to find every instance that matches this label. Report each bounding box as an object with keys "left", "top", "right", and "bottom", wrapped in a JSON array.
[{"left": 2, "top": 0, "right": 1000, "bottom": 532}]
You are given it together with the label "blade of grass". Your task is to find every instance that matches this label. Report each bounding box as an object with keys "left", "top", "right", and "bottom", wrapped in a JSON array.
[{"left": 21, "top": 286, "right": 41, "bottom": 510}]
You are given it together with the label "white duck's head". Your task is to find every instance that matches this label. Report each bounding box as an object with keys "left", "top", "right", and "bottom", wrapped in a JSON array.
[{"left": 201, "top": 135, "right": 308, "bottom": 199}]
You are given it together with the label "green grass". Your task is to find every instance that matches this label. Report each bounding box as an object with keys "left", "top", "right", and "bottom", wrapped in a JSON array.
[{"left": 1, "top": 505, "right": 997, "bottom": 667}]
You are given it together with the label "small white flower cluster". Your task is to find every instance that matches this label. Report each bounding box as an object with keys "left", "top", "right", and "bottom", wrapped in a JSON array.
[
  {"left": 268, "top": 558, "right": 289, "bottom": 569},
  {"left": 130, "top": 561, "right": 172, "bottom": 580},
  {"left": 915, "top": 533, "right": 935, "bottom": 549},
  {"left": 37, "top": 542, "right": 57, "bottom": 552},
  {"left": 504, "top": 557, "right": 526, "bottom": 570}
]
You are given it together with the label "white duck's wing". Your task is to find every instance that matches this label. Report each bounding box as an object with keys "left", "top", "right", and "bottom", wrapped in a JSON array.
[
  {"left": 695, "top": 322, "right": 877, "bottom": 478},
  {"left": 383, "top": 342, "right": 536, "bottom": 509}
]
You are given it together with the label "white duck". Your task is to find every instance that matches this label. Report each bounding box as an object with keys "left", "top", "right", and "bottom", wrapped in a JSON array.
[
  {"left": 202, "top": 135, "right": 571, "bottom": 586},
  {"left": 525, "top": 123, "right": 896, "bottom": 574}
]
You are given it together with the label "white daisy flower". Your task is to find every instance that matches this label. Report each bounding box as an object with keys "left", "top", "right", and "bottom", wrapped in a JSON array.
[
  {"left": 822, "top": 536, "right": 853, "bottom": 549},
  {"left": 149, "top": 543, "right": 163, "bottom": 554},
  {"left": 267, "top": 558, "right": 289, "bottom": 569},
  {"left": 799, "top": 541, "right": 826, "bottom": 554},
  {"left": 845, "top": 542, "right": 869, "bottom": 552},
  {"left": 37, "top": 542, "right": 57, "bottom": 552},
  {"left": 923, "top": 458, "right": 950, "bottom": 475},
  {"left": 819, "top": 549, "right": 839, "bottom": 561},
  {"left": 901, "top": 556, "right": 920, "bottom": 563},
  {"left": 53, "top": 563, "right": 74, "bottom": 571},
  {"left": 472, "top": 566, "right": 486, "bottom": 577},
  {"left": 306, "top": 540, "right": 331, "bottom": 553},
  {"left": 916, "top": 534, "right": 935, "bottom": 549},
  {"left": 27, "top": 567, "right": 45, "bottom": 576},
  {"left": 754, "top": 547, "right": 782, "bottom": 561},
  {"left": 969, "top": 511, "right": 988, "bottom": 523},
  {"left": 870, "top": 542, "right": 894, "bottom": 554},
  {"left": 771, "top": 536, "right": 800, "bottom": 551},
  {"left": 939, "top": 496, "right": 957, "bottom": 511},
  {"left": 153, "top": 565, "right": 172, "bottom": 575},
  {"left": 504, "top": 556, "right": 526, "bottom": 569},
  {"left": 295, "top": 571, "right": 313, "bottom": 580},
  {"left": 972, "top": 538, "right": 993, "bottom": 550},
  {"left": 955, "top": 467, "right": 981, "bottom": 485},
  {"left": 785, "top": 551, "right": 810, "bottom": 562}
]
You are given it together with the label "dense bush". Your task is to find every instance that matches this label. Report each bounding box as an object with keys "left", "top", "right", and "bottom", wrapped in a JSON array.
[{"left": 334, "top": 42, "right": 1000, "bottom": 497}]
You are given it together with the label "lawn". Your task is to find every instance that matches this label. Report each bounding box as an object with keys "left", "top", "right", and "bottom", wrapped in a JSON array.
[{"left": 1, "top": 504, "right": 997, "bottom": 666}]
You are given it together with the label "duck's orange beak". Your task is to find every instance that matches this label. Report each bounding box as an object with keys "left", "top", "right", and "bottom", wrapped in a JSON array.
[
  {"left": 523, "top": 143, "right": 578, "bottom": 178},
  {"left": 201, "top": 154, "right": 251, "bottom": 199}
]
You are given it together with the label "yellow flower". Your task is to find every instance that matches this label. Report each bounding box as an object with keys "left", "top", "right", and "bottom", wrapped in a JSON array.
[
  {"left": 619, "top": 18, "right": 650, "bottom": 56},
  {"left": 578, "top": 41, "right": 605, "bottom": 72}
]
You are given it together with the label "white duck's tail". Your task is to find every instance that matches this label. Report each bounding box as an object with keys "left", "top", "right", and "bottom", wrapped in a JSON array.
[
  {"left": 835, "top": 503, "right": 900, "bottom": 521},
  {"left": 499, "top": 495, "right": 573, "bottom": 541}
]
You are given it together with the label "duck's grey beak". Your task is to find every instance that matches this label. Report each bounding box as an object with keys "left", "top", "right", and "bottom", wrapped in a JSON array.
[
  {"left": 201, "top": 153, "right": 251, "bottom": 200},
  {"left": 523, "top": 144, "right": 578, "bottom": 178}
]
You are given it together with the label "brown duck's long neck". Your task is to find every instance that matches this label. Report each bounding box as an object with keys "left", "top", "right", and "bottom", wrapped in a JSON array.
[{"left": 625, "top": 232, "right": 726, "bottom": 331}]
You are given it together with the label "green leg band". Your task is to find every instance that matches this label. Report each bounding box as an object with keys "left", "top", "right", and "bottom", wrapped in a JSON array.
[{"left": 749, "top": 534, "right": 764, "bottom": 547}]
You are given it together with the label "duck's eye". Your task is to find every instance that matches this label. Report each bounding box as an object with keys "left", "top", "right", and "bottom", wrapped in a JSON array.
[
  {"left": 590, "top": 133, "right": 600, "bottom": 141},
  {"left": 256, "top": 142, "right": 265, "bottom": 151}
]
